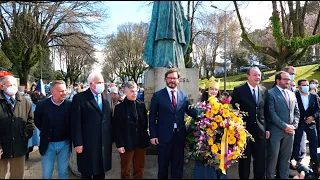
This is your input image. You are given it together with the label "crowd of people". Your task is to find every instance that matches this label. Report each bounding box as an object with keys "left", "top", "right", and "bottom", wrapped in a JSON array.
[{"left": 0, "top": 66, "right": 320, "bottom": 179}]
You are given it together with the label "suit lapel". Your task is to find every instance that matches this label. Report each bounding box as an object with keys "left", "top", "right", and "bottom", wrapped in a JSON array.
[
  {"left": 161, "top": 88, "right": 174, "bottom": 112},
  {"left": 296, "top": 91, "right": 304, "bottom": 112},
  {"left": 258, "top": 85, "right": 263, "bottom": 105},
  {"left": 85, "top": 89, "right": 102, "bottom": 113},
  {"left": 274, "top": 87, "right": 289, "bottom": 109},
  {"left": 176, "top": 90, "right": 184, "bottom": 111},
  {"left": 244, "top": 83, "right": 256, "bottom": 106}
]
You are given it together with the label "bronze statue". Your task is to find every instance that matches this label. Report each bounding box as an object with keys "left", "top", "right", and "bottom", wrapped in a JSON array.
[{"left": 144, "top": 1, "right": 191, "bottom": 68}]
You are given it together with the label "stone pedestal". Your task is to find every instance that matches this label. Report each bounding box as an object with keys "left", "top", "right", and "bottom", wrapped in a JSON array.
[
  {"left": 68, "top": 144, "right": 81, "bottom": 177},
  {"left": 144, "top": 68, "right": 199, "bottom": 109}
]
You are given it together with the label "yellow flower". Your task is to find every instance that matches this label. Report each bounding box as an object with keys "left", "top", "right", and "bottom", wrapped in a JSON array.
[
  {"left": 220, "top": 121, "right": 225, "bottom": 127},
  {"left": 239, "top": 130, "right": 247, "bottom": 140},
  {"left": 232, "top": 154, "right": 238, "bottom": 160},
  {"left": 208, "top": 96, "right": 217, "bottom": 106},
  {"left": 206, "top": 128, "right": 214, "bottom": 137},
  {"left": 228, "top": 137, "right": 236, "bottom": 145},
  {"left": 211, "top": 144, "right": 219, "bottom": 153},
  {"left": 206, "top": 111, "right": 213, "bottom": 118},
  {"left": 210, "top": 122, "right": 218, "bottom": 130},
  {"left": 222, "top": 104, "right": 229, "bottom": 109},
  {"left": 211, "top": 105, "right": 219, "bottom": 114},
  {"left": 238, "top": 140, "right": 245, "bottom": 148},
  {"left": 235, "top": 117, "right": 243, "bottom": 124},
  {"left": 222, "top": 109, "right": 230, "bottom": 118},
  {"left": 227, "top": 129, "right": 235, "bottom": 136},
  {"left": 215, "top": 115, "right": 223, "bottom": 123},
  {"left": 216, "top": 143, "right": 221, "bottom": 150},
  {"left": 227, "top": 156, "right": 233, "bottom": 161},
  {"left": 208, "top": 137, "right": 214, "bottom": 145},
  {"left": 215, "top": 153, "right": 221, "bottom": 160}
]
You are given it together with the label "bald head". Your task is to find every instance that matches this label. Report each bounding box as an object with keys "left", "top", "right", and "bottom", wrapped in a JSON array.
[{"left": 247, "top": 67, "right": 261, "bottom": 87}]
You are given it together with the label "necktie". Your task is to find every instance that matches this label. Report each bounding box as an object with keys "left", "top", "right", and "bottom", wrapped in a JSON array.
[
  {"left": 171, "top": 90, "right": 177, "bottom": 111},
  {"left": 9, "top": 97, "right": 15, "bottom": 110},
  {"left": 96, "top": 94, "right": 102, "bottom": 110},
  {"left": 252, "top": 89, "right": 257, "bottom": 104},
  {"left": 283, "top": 90, "right": 289, "bottom": 105}
]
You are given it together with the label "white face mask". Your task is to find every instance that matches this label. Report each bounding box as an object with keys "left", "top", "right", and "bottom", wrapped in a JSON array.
[
  {"left": 5, "top": 86, "right": 18, "bottom": 96},
  {"left": 310, "top": 84, "right": 317, "bottom": 89},
  {"left": 95, "top": 83, "right": 105, "bottom": 94}
]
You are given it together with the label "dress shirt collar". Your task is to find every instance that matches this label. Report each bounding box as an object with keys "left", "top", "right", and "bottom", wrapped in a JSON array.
[
  {"left": 51, "top": 96, "right": 64, "bottom": 106},
  {"left": 3, "top": 92, "right": 15, "bottom": 101},
  {"left": 90, "top": 88, "right": 101, "bottom": 98},
  {"left": 166, "top": 86, "right": 178, "bottom": 94},
  {"left": 247, "top": 82, "right": 258, "bottom": 92},
  {"left": 276, "top": 85, "right": 286, "bottom": 93}
]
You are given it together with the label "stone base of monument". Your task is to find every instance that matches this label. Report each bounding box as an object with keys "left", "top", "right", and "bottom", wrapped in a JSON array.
[
  {"left": 68, "top": 145, "right": 82, "bottom": 177},
  {"left": 144, "top": 67, "right": 199, "bottom": 109}
]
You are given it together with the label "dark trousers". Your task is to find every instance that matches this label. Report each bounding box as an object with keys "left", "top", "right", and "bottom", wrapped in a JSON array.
[
  {"left": 293, "top": 125, "right": 318, "bottom": 165},
  {"left": 119, "top": 148, "right": 146, "bottom": 179},
  {"left": 81, "top": 173, "right": 105, "bottom": 179},
  {"left": 238, "top": 137, "right": 266, "bottom": 179},
  {"left": 157, "top": 130, "right": 185, "bottom": 179}
]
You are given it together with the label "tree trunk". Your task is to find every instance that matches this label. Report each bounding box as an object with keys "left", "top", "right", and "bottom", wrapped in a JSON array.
[
  {"left": 275, "top": 58, "right": 286, "bottom": 71},
  {"left": 19, "top": 70, "right": 29, "bottom": 86}
]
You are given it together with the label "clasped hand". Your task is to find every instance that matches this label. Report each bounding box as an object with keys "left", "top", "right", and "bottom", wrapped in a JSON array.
[{"left": 285, "top": 125, "right": 295, "bottom": 134}]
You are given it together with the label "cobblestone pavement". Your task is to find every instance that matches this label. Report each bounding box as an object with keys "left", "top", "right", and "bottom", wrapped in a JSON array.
[{"left": 22, "top": 146, "right": 310, "bottom": 179}]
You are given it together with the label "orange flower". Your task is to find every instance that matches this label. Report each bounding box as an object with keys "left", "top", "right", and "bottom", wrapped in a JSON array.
[
  {"left": 215, "top": 115, "right": 223, "bottom": 122},
  {"left": 211, "top": 122, "right": 218, "bottom": 130},
  {"left": 208, "top": 137, "right": 214, "bottom": 145},
  {"left": 222, "top": 109, "right": 230, "bottom": 118},
  {"left": 206, "top": 128, "right": 214, "bottom": 137},
  {"left": 228, "top": 137, "right": 236, "bottom": 145}
]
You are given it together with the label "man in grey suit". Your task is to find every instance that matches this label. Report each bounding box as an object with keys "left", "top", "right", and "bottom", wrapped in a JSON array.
[{"left": 266, "top": 71, "right": 300, "bottom": 179}]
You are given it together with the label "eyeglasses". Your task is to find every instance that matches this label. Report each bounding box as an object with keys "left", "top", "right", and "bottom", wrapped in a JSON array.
[{"left": 166, "top": 77, "right": 178, "bottom": 80}]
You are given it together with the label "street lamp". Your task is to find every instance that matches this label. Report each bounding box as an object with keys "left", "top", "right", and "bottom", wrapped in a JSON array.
[{"left": 211, "top": 5, "right": 227, "bottom": 93}]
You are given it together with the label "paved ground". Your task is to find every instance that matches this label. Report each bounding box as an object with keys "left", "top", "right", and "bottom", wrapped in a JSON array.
[{"left": 21, "top": 146, "right": 309, "bottom": 179}]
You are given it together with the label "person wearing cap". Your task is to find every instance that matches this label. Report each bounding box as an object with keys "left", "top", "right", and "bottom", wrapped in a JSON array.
[
  {"left": 193, "top": 76, "right": 227, "bottom": 179},
  {"left": 231, "top": 66, "right": 267, "bottom": 179}
]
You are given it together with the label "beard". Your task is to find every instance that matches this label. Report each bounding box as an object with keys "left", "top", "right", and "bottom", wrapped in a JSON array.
[{"left": 166, "top": 81, "right": 177, "bottom": 89}]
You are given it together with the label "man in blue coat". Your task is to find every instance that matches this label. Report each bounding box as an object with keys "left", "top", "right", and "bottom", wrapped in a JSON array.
[{"left": 149, "top": 68, "right": 197, "bottom": 179}]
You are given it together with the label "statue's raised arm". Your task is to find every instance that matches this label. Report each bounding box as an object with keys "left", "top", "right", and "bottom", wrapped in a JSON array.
[{"left": 144, "top": 1, "right": 191, "bottom": 68}]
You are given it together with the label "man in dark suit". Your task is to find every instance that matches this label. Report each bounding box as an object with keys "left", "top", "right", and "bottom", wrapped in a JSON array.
[
  {"left": 70, "top": 72, "right": 112, "bottom": 179},
  {"left": 292, "top": 79, "right": 319, "bottom": 168},
  {"left": 231, "top": 67, "right": 267, "bottom": 179},
  {"left": 149, "top": 68, "right": 197, "bottom": 179},
  {"left": 266, "top": 71, "right": 300, "bottom": 179},
  {"left": 34, "top": 80, "right": 72, "bottom": 179}
]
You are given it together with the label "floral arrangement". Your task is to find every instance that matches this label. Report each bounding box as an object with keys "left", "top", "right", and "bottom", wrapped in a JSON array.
[{"left": 185, "top": 96, "right": 253, "bottom": 174}]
